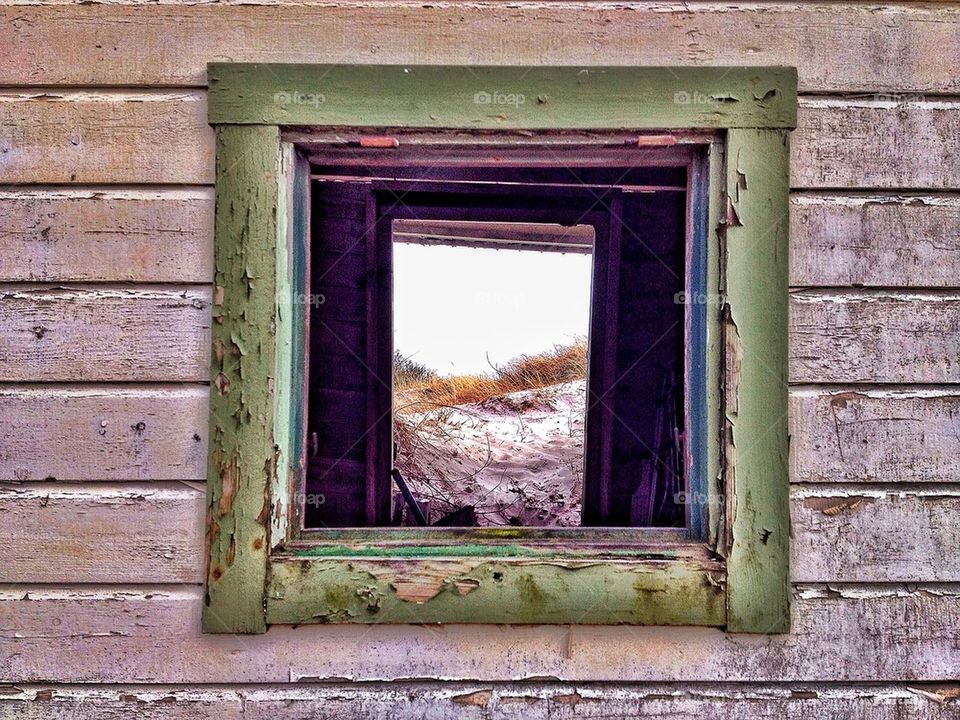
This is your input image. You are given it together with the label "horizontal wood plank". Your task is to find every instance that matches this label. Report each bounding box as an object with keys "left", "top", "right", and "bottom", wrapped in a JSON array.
[
  {"left": 793, "top": 99, "right": 960, "bottom": 190},
  {"left": 3, "top": 95, "right": 959, "bottom": 190},
  {"left": 0, "top": 189, "right": 214, "bottom": 282},
  {"left": 0, "top": 285, "right": 211, "bottom": 381},
  {"left": 790, "top": 389, "right": 960, "bottom": 484},
  {"left": 0, "top": 385, "right": 208, "bottom": 481},
  {"left": 3, "top": 483, "right": 958, "bottom": 585},
  {"left": 791, "top": 486, "right": 960, "bottom": 583},
  {"left": 0, "top": 385, "right": 960, "bottom": 483},
  {"left": 790, "top": 194, "right": 960, "bottom": 288},
  {"left": 1, "top": 584, "right": 958, "bottom": 682},
  {"left": 4, "top": 191, "right": 959, "bottom": 288},
  {"left": 3, "top": 385, "right": 955, "bottom": 486},
  {"left": 0, "top": 483, "right": 205, "bottom": 584},
  {"left": 3, "top": 380, "right": 957, "bottom": 488},
  {"left": 0, "top": 92, "right": 212, "bottom": 185},
  {"left": 789, "top": 292, "right": 960, "bottom": 384},
  {"left": 3, "top": 4, "right": 960, "bottom": 93},
  {"left": 2, "top": 682, "right": 957, "bottom": 719}
]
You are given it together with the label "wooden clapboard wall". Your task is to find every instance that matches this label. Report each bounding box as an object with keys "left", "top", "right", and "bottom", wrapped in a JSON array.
[{"left": 2, "top": 2, "right": 960, "bottom": 717}]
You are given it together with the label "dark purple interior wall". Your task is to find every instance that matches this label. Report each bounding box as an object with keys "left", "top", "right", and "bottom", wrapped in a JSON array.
[
  {"left": 306, "top": 182, "right": 373, "bottom": 527},
  {"left": 609, "top": 191, "right": 687, "bottom": 526},
  {"left": 305, "top": 165, "right": 687, "bottom": 528}
]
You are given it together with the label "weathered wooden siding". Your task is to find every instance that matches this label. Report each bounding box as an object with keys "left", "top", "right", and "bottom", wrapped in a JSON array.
[
  {"left": 5, "top": 683, "right": 959, "bottom": 720},
  {"left": 2, "top": 2, "right": 959, "bottom": 717},
  {"left": 0, "top": 189, "right": 214, "bottom": 283}
]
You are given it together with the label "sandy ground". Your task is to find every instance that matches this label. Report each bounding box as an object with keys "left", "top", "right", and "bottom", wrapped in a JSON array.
[{"left": 394, "top": 380, "right": 586, "bottom": 526}]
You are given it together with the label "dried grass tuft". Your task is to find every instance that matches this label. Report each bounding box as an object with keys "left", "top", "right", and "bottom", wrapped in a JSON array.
[{"left": 394, "top": 338, "right": 587, "bottom": 412}]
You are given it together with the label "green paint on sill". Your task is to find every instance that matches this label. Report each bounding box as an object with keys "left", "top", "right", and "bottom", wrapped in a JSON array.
[{"left": 291, "top": 544, "right": 679, "bottom": 560}]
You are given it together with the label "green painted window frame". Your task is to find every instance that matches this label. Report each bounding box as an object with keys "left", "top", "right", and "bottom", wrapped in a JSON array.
[{"left": 203, "top": 64, "right": 796, "bottom": 634}]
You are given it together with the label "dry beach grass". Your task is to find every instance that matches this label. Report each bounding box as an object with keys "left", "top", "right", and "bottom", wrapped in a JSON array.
[{"left": 392, "top": 340, "right": 588, "bottom": 526}]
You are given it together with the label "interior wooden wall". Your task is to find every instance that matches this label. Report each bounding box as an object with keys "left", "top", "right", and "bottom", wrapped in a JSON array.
[{"left": 2, "top": 2, "right": 959, "bottom": 717}]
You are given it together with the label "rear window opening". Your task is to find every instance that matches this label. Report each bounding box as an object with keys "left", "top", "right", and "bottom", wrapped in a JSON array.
[{"left": 392, "top": 221, "right": 594, "bottom": 527}]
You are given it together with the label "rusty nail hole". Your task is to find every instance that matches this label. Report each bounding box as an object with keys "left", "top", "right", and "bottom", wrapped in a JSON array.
[{"left": 211, "top": 567, "right": 223, "bottom": 580}]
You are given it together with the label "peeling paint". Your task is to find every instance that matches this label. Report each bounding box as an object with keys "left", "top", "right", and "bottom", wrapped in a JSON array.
[
  {"left": 202, "top": 125, "right": 282, "bottom": 634},
  {"left": 907, "top": 685, "right": 960, "bottom": 704},
  {"left": 803, "top": 496, "right": 875, "bottom": 516},
  {"left": 266, "top": 555, "right": 725, "bottom": 626},
  {"left": 723, "top": 129, "right": 790, "bottom": 633},
  {"left": 199, "top": 72, "right": 794, "bottom": 633},
  {"left": 725, "top": 195, "right": 742, "bottom": 227},
  {"left": 451, "top": 689, "right": 491, "bottom": 707},
  {"left": 453, "top": 578, "right": 481, "bottom": 596}
]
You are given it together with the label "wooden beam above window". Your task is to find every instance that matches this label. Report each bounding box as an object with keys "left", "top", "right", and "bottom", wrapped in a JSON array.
[
  {"left": 208, "top": 64, "right": 798, "bottom": 130},
  {"left": 392, "top": 219, "right": 594, "bottom": 254}
]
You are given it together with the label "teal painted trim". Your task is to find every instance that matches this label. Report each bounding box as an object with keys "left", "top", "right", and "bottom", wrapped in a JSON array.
[
  {"left": 687, "top": 150, "right": 711, "bottom": 540},
  {"left": 291, "top": 544, "right": 683, "bottom": 559},
  {"left": 286, "top": 149, "right": 311, "bottom": 541},
  {"left": 208, "top": 64, "right": 798, "bottom": 129},
  {"left": 705, "top": 142, "right": 727, "bottom": 551}
]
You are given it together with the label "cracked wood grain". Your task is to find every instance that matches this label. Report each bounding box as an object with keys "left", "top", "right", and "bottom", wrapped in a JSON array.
[
  {"left": 0, "top": 189, "right": 214, "bottom": 283},
  {"left": 0, "top": 285, "right": 211, "bottom": 382},
  {"left": 3, "top": 584, "right": 959, "bottom": 683},
  {"left": 4, "top": 93, "right": 960, "bottom": 190},
  {"left": 790, "top": 389, "right": 960, "bottom": 484},
  {"left": 4, "top": 189, "right": 958, "bottom": 288},
  {"left": 3, "top": 4, "right": 960, "bottom": 92},
  {"left": 794, "top": 98, "right": 960, "bottom": 189},
  {"left": 7, "top": 483, "right": 954, "bottom": 586},
  {"left": 790, "top": 194, "right": 960, "bottom": 288},
  {"left": 791, "top": 485, "right": 960, "bottom": 583},
  {"left": 0, "top": 482, "right": 205, "bottom": 584},
  {"left": 0, "top": 385, "right": 209, "bottom": 482},
  {"left": 789, "top": 292, "right": 960, "bottom": 384},
  {"left": 0, "top": 91, "right": 212, "bottom": 185},
  {"left": 3, "top": 682, "right": 958, "bottom": 719}
]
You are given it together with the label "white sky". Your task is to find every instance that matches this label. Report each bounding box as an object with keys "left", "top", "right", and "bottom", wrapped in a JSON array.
[{"left": 394, "top": 242, "right": 593, "bottom": 376}]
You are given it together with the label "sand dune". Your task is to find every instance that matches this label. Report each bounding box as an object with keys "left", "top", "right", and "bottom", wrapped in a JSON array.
[{"left": 394, "top": 380, "right": 586, "bottom": 526}]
